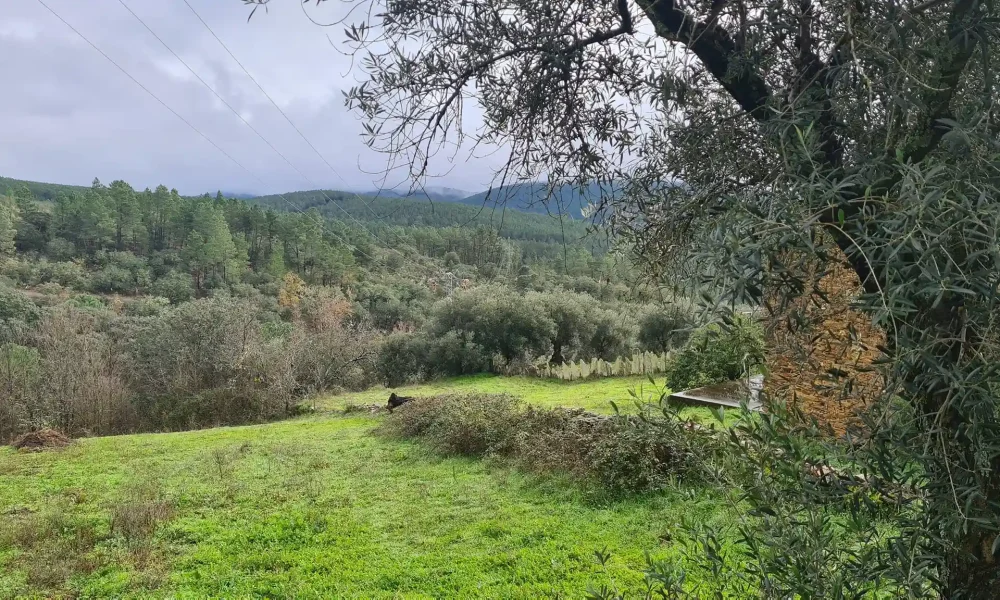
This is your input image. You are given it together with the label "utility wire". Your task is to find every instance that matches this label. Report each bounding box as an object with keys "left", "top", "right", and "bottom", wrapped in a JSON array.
[
  {"left": 116, "top": 0, "right": 387, "bottom": 250},
  {"left": 180, "top": 0, "right": 407, "bottom": 243},
  {"left": 36, "top": 0, "right": 374, "bottom": 261}
]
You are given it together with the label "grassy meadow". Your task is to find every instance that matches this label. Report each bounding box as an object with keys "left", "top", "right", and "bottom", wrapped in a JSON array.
[
  {"left": 322, "top": 373, "right": 718, "bottom": 421},
  {"left": 0, "top": 376, "right": 731, "bottom": 598}
]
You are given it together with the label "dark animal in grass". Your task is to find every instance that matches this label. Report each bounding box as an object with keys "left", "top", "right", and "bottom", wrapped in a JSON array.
[{"left": 387, "top": 393, "right": 414, "bottom": 412}]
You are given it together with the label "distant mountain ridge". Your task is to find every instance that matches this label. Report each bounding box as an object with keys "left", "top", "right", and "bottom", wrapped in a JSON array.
[
  {"left": 4, "top": 175, "right": 624, "bottom": 220},
  {"left": 457, "top": 182, "right": 619, "bottom": 219},
  {"left": 360, "top": 185, "right": 472, "bottom": 203},
  {"left": 363, "top": 181, "right": 619, "bottom": 219}
]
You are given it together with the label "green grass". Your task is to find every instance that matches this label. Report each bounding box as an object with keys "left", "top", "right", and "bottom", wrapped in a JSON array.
[
  {"left": 320, "top": 373, "right": 668, "bottom": 412},
  {"left": 0, "top": 414, "right": 726, "bottom": 599},
  {"left": 322, "top": 374, "right": 720, "bottom": 422}
]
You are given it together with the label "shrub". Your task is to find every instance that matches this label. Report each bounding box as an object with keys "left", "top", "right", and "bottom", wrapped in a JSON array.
[
  {"left": 588, "top": 308, "right": 637, "bottom": 361},
  {"left": 287, "top": 320, "right": 380, "bottom": 395},
  {"left": 528, "top": 290, "right": 597, "bottom": 364},
  {"left": 0, "top": 285, "right": 40, "bottom": 334},
  {"left": 0, "top": 343, "right": 42, "bottom": 442},
  {"left": 380, "top": 393, "right": 524, "bottom": 456},
  {"left": 424, "top": 330, "right": 489, "bottom": 378},
  {"left": 124, "top": 297, "right": 269, "bottom": 428},
  {"left": 90, "top": 252, "right": 151, "bottom": 294},
  {"left": 381, "top": 394, "right": 710, "bottom": 494},
  {"left": 428, "top": 284, "right": 554, "bottom": 365},
  {"left": 665, "top": 315, "right": 765, "bottom": 391},
  {"left": 376, "top": 330, "right": 489, "bottom": 386},
  {"left": 90, "top": 265, "right": 134, "bottom": 294},
  {"left": 353, "top": 281, "right": 432, "bottom": 331},
  {"left": 123, "top": 296, "right": 170, "bottom": 318},
  {"left": 150, "top": 270, "right": 195, "bottom": 304},
  {"left": 33, "top": 307, "right": 135, "bottom": 437},
  {"left": 376, "top": 332, "right": 428, "bottom": 387},
  {"left": 45, "top": 238, "right": 76, "bottom": 262},
  {"left": 637, "top": 303, "right": 697, "bottom": 353},
  {"left": 66, "top": 294, "right": 106, "bottom": 311},
  {"left": 38, "top": 260, "right": 89, "bottom": 289}
]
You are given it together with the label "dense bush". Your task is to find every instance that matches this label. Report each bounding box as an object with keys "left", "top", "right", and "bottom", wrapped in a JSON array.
[
  {"left": 637, "top": 303, "right": 697, "bottom": 353},
  {"left": 353, "top": 280, "right": 433, "bottom": 331},
  {"left": 376, "top": 332, "right": 428, "bottom": 387},
  {"left": 376, "top": 330, "right": 489, "bottom": 386},
  {"left": 380, "top": 393, "right": 524, "bottom": 455},
  {"left": 428, "top": 285, "right": 555, "bottom": 365},
  {"left": 380, "top": 394, "right": 710, "bottom": 494},
  {"left": 587, "top": 308, "right": 637, "bottom": 361},
  {"left": 0, "top": 285, "right": 40, "bottom": 335},
  {"left": 0, "top": 306, "right": 134, "bottom": 442},
  {"left": 665, "top": 316, "right": 765, "bottom": 391},
  {"left": 150, "top": 270, "right": 195, "bottom": 304},
  {"left": 124, "top": 297, "right": 277, "bottom": 428},
  {"left": 0, "top": 288, "right": 386, "bottom": 443}
]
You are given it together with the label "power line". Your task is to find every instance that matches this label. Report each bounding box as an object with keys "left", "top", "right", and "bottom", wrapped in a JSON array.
[
  {"left": 115, "top": 0, "right": 387, "bottom": 250},
  {"left": 35, "top": 0, "right": 374, "bottom": 262},
  {"left": 180, "top": 0, "right": 406, "bottom": 239}
]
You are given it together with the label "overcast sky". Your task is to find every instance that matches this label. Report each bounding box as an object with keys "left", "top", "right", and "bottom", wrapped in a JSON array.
[{"left": 0, "top": 0, "right": 500, "bottom": 196}]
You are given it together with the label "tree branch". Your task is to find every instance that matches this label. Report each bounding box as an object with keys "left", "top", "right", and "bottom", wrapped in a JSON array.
[{"left": 635, "top": 0, "right": 773, "bottom": 119}]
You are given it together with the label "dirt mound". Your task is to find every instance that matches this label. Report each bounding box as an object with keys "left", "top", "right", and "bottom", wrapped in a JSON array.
[{"left": 11, "top": 429, "right": 72, "bottom": 451}]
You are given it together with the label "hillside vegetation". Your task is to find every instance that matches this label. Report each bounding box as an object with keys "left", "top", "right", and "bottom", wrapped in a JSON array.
[{"left": 0, "top": 176, "right": 766, "bottom": 446}]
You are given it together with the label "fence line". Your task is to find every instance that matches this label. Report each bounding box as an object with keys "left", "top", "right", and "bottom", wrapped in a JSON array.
[{"left": 531, "top": 352, "right": 672, "bottom": 381}]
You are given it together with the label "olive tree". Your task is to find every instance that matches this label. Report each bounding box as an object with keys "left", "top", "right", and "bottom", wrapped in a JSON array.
[{"left": 249, "top": 0, "right": 999, "bottom": 595}]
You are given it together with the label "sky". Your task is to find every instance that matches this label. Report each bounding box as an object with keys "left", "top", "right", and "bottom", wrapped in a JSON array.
[{"left": 0, "top": 0, "right": 501, "bottom": 197}]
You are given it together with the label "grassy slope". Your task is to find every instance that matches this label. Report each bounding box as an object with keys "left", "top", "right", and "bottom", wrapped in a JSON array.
[
  {"left": 323, "top": 374, "right": 668, "bottom": 413},
  {"left": 0, "top": 413, "right": 726, "bottom": 598},
  {"left": 323, "top": 374, "right": 717, "bottom": 421}
]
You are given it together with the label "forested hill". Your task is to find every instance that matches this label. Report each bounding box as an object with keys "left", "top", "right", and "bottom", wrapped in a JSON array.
[
  {"left": 246, "top": 188, "right": 600, "bottom": 248},
  {"left": 1, "top": 175, "right": 619, "bottom": 290},
  {"left": 457, "top": 182, "right": 616, "bottom": 219},
  {"left": 363, "top": 182, "right": 615, "bottom": 219},
  {"left": 0, "top": 176, "right": 91, "bottom": 202},
  {"left": 1, "top": 176, "right": 602, "bottom": 246}
]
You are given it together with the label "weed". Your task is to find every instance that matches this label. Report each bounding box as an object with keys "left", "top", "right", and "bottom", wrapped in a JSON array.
[
  {"left": 0, "top": 499, "right": 99, "bottom": 593},
  {"left": 109, "top": 480, "right": 174, "bottom": 545}
]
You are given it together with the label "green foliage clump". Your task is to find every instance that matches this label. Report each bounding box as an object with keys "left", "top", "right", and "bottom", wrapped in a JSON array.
[
  {"left": 376, "top": 330, "right": 489, "bottom": 387},
  {"left": 664, "top": 316, "right": 764, "bottom": 391},
  {"left": 0, "top": 285, "right": 40, "bottom": 333},
  {"left": 637, "top": 303, "right": 696, "bottom": 353},
  {"left": 150, "top": 270, "right": 195, "bottom": 304},
  {"left": 429, "top": 285, "right": 554, "bottom": 365},
  {"left": 381, "top": 394, "right": 710, "bottom": 494},
  {"left": 0, "top": 195, "right": 18, "bottom": 258}
]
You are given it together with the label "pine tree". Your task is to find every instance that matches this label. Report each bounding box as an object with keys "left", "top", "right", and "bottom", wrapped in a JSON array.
[
  {"left": 108, "top": 180, "right": 140, "bottom": 251},
  {"left": 181, "top": 230, "right": 206, "bottom": 291},
  {"left": 0, "top": 195, "right": 19, "bottom": 258},
  {"left": 266, "top": 243, "right": 286, "bottom": 278}
]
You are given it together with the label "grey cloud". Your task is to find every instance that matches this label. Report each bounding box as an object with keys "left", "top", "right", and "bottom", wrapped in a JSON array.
[{"left": 0, "top": 0, "right": 502, "bottom": 196}]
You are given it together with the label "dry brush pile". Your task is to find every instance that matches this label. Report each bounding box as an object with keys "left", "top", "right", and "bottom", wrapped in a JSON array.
[{"left": 378, "top": 393, "right": 719, "bottom": 495}]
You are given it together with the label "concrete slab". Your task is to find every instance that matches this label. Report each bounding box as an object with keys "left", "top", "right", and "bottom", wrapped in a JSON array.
[{"left": 667, "top": 374, "right": 764, "bottom": 411}]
